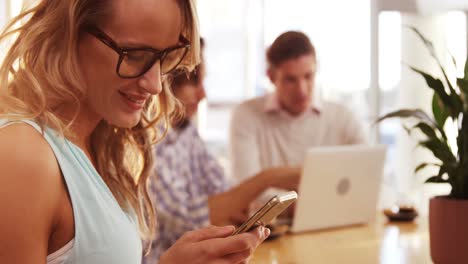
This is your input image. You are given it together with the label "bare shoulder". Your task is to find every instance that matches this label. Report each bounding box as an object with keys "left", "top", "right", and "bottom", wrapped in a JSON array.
[
  {"left": 0, "top": 123, "right": 62, "bottom": 262},
  {"left": 0, "top": 123, "right": 60, "bottom": 179}
]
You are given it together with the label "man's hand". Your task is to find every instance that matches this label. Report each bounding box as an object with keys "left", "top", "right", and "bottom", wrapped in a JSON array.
[
  {"left": 265, "top": 166, "right": 301, "bottom": 191},
  {"left": 207, "top": 166, "right": 301, "bottom": 226},
  {"left": 208, "top": 188, "right": 250, "bottom": 226}
]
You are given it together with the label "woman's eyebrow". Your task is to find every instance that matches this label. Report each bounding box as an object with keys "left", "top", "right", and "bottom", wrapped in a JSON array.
[
  {"left": 118, "top": 39, "right": 161, "bottom": 50},
  {"left": 118, "top": 35, "right": 182, "bottom": 50}
]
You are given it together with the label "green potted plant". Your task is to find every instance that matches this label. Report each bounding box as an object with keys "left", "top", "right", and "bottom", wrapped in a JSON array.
[{"left": 378, "top": 27, "right": 468, "bottom": 264}]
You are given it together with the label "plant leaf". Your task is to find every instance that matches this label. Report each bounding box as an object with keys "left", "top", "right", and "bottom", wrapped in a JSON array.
[
  {"left": 431, "top": 52, "right": 463, "bottom": 115},
  {"left": 457, "top": 111, "right": 468, "bottom": 164},
  {"left": 448, "top": 90, "right": 464, "bottom": 116},
  {"left": 464, "top": 55, "right": 468, "bottom": 81},
  {"left": 432, "top": 93, "right": 450, "bottom": 132},
  {"left": 409, "top": 66, "right": 454, "bottom": 114},
  {"left": 376, "top": 109, "right": 437, "bottom": 127},
  {"left": 420, "top": 139, "right": 456, "bottom": 164},
  {"left": 415, "top": 162, "right": 440, "bottom": 173},
  {"left": 406, "top": 26, "right": 468, "bottom": 198},
  {"left": 448, "top": 51, "right": 457, "bottom": 68},
  {"left": 437, "top": 164, "right": 457, "bottom": 186},
  {"left": 407, "top": 26, "right": 436, "bottom": 58},
  {"left": 403, "top": 124, "right": 412, "bottom": 135},
  {"left": 413, "top": 122, "right": 438, "bottom": 140},
  {"left": 425, "top": 176, "right": 448, "bottom": 183},
  {"left": 407, "top": 26, "right": 464, "bottom": 115},
  {"left": 457, "top": 78, "right": 468, "bottom": 107}
]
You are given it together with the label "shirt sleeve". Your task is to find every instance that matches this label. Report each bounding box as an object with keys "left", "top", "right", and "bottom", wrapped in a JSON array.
[
  {"left": 229, "top": 104, "right": 262, "bottom": 183},
  {"left": 147, "top": 137, "right": 212, "bottom": 262},
  {"left": 195, "top": 134, "right": 231, "bottom": 195}
]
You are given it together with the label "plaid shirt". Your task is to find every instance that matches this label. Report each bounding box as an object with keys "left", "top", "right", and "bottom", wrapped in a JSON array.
[{"left": 143, "top": 122, "right": 231, "bottom": 263}]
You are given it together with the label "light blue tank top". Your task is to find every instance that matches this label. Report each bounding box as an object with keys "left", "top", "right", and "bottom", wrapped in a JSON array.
[{"left": 0, "top": 119, "right": 142, "bottom": 263}]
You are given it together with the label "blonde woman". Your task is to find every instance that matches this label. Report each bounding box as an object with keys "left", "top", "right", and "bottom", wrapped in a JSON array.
[{"left": 0, "top": 1, "right": 269, "bottom": 264}]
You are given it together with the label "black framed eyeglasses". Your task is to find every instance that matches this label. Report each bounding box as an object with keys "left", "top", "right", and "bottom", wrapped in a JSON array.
[{"left": 86, "top": 26, "right": 191, "bottom": 79}]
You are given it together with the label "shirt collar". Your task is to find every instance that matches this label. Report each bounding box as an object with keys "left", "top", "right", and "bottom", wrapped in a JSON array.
[{"left": 264, "top": 92, "right": 322, "bottom": 115}]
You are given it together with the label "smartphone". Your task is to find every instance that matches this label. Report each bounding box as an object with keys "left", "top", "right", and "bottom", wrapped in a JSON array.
[{"left": 231, "top": 191, "right": 298, "bottom": 235}]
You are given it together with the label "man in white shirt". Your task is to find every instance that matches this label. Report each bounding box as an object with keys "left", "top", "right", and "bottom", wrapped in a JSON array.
[{"left": 230, "top": 31, "right": 367, "bottom": 194}]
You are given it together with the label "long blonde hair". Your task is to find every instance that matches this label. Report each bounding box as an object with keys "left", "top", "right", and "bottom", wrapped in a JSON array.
[{"left": 0, "top": 0, "right": 200, "bottom": 241}]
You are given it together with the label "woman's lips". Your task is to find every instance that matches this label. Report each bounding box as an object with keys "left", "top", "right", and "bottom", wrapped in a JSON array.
[{"left": 119, "top": 91, "right": 148, "bottom": 110}]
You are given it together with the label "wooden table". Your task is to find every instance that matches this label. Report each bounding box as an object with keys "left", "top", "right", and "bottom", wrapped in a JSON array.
[{"left": 252, "top": 216, "right": 432, "bottom": 264}]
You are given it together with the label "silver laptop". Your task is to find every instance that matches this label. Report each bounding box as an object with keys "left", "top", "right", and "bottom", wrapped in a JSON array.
[{"left": 290, "top": 145, "right": 386, "bottom": 233}]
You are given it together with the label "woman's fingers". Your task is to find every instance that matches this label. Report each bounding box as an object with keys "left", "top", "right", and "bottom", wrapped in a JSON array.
[
  {"left": 181, "top": 225, "right": 235, "bottom": 242},
  {"left": 161, "top": 226, "right": 270, "bottom": 264},
  {"left": 209, "top": 226, "right": 270, "bottom": 257}
]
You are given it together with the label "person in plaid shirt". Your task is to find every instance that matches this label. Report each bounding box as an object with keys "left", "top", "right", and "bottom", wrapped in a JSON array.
[{"left": 143, "top": 41, "right": 300, "bottom": 263}]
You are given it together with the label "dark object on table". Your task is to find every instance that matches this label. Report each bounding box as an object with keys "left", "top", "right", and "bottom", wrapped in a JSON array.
[{"left": 383, "top": 205, "right": 418, "bottom": 222}]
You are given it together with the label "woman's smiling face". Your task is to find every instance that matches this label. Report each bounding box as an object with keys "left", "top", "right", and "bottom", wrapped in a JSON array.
[{"left": 77, "top": 0, "right": 184, "bottom": 128}]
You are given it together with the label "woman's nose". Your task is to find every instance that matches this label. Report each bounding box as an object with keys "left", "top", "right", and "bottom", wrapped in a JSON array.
[
  {"left": 197, "top": 84, "right": 206, "bottom": 100},
  {"left": 138, "top": 61, "right": 163, "bottom": 95}
]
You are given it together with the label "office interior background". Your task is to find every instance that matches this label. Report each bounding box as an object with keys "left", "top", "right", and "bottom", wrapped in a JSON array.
[{"left": 1, "top": 0, "right": 466, "bottom": 214}]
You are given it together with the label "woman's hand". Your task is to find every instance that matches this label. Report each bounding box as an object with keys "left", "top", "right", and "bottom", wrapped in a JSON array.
[{"left": 159, "top": 225, "right": 270, "bottom": 264}]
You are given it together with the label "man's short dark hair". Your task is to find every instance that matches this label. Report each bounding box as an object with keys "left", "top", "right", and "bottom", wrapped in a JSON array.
[{"left": 266, "top": 31, "right": 316, "bottom": 68}]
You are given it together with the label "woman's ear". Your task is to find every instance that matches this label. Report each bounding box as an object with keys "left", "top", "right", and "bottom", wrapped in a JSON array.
[{"left": 267, "top": 68, "right": 276, "bottom": 84}]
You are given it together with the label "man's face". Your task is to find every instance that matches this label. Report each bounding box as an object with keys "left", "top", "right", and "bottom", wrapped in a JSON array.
[
  {"left": 174, "top": 73, "right": 206, "bottom": 119},
  {"left": 268, "top": 54, "right": 316, "bottom": 116}
]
